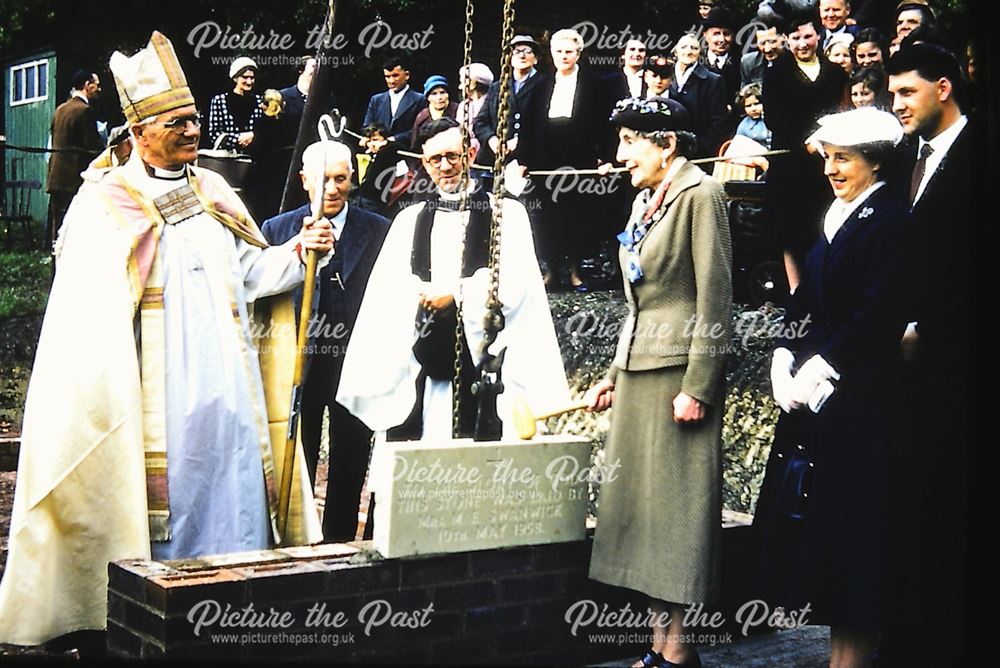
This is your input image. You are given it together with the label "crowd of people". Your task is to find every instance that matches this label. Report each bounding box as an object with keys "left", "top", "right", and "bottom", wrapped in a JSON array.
[{"left": 5, "top": 1, "right": 976, "bottom": 665}]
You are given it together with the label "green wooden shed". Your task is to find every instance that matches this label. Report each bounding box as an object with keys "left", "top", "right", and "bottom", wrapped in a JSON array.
[{"left": 3, "top": 49, "right": 56, "bottom": 239}]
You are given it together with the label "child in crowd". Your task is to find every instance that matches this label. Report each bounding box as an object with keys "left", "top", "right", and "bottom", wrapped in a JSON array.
[
  {"left": 850, "top": 66, "right": 891, "bottom": 109},
  {"left": 734, "top": 82, "right": 771, "bottom": 148},
  {"left": 643, "top": 55, "right": 673, "bottom": 98}
]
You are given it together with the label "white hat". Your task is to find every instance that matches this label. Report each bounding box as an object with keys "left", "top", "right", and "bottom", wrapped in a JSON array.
[
  {"left": 460, "top": 62, "right": 494, "bottom": 86},
  {"left": 824, "top": 32, "right": 855, "bottom": 52},
  {"left": 806, "top": 107, "right": 904, "bottom": 151},
  {"left": 228, "top": 56, "right": 258, "bottom": 79},
  {"left": 110, "top": 31, "right": 195, "bottom": 124}
]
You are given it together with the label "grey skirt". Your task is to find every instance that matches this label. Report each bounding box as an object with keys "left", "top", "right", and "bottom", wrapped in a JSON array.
[{"left": 588, "top": 365, "right": 722, "bottom": 604}]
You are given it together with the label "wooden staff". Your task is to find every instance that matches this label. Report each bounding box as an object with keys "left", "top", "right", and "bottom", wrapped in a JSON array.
[{"left": 276, "top": 134, "right": 328, "bottom": 541}]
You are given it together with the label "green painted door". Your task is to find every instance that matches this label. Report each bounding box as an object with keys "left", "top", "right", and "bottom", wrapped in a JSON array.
[{"left": 4, "top": 51, "right": 56, "bottom": 236}]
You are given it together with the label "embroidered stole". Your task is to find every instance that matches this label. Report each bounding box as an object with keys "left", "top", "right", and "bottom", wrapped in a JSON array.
[{"left": 106, "top": 166, "right": 275, "bottom": 541}]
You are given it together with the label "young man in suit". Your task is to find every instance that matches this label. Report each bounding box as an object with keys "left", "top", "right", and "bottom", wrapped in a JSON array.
[
  {"left": 46, "top": 69, "right": 104, "bottom": 248},
  {"left": 261, "top": 140, "right": 390, "bottom": 542},
  {"left": 360, "top": 55, "right": 425, "bottom": 153},
  {"left": 880, "top": 42, "right": 972, "bottom": 665}
]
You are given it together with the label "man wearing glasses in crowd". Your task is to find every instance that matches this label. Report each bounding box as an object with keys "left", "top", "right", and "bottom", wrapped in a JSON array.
[{"left": 474, "top": 34, "right": 549, "bottom": 171}]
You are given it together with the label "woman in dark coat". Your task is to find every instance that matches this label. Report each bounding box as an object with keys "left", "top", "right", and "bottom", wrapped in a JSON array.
[
  {"left": 754, "top": 107, "right": 909, "bottom": 668},
  {"left": 534, "top": 28, "right": 617, "bottom": 291},
  {"left": 668, "top": 32, "right": 729, "bottom": 160},
  {"left": 762, "top": 15, "right": 848, "bottom": 293},
  {"left": 246, "top": 89, "right": 298, "bottom": 221}
]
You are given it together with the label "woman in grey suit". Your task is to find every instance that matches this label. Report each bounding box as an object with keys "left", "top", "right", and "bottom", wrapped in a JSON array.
[{"left": 586, "top": 97, "right": 733, "bottom": 668}]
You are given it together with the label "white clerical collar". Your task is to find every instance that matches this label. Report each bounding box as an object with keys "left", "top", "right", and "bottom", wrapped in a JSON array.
[
  {"left": 150, "top": 164, "right": 186, "bottom": 180},
  {"left": 71, "top": 91, "right": 89, "bottom": 105},
  {"left": 438, "top": 180, "right": 479, "bottom": 201},
  {"left": 824, "top": 181, "right": 884, "bottom": 242}
]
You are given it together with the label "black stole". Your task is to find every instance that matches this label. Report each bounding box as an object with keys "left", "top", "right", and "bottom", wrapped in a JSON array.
[{"left": 387, "top": 187, "right": 493, "bottom": 440}]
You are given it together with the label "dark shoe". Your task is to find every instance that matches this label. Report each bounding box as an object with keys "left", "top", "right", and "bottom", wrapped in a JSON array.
[
  {"left": 637, "top": 650, "right": 663, "bottom": 667},
  {"left": 659, "top": 650, "right": 701, "bottom": 668}
]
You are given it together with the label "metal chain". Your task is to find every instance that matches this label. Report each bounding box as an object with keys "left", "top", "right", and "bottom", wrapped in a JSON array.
[
  {"left": 451, "top": 0, "right": 476, "bottom": 438},
  {"left": 488, "top": 0, "right": 517, "bottom": 312}
]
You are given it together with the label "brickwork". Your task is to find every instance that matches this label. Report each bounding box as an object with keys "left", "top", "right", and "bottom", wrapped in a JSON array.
[
  {"left": 107, "top": 539, "right": 605, "bottom": 663},
  {"left": 107, "top": 524, "right": 757, "bottom": 663}
]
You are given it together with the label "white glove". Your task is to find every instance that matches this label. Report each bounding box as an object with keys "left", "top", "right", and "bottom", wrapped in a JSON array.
[
  {"left": 504, "top": 160, "right": 527, "bottom": 197},
  {"left": 791, "top": 354, "right": 841, "bottom": 407},
  {"left": 770, "top": 347, "right": 800, "bottom": 413},
  {"left": 807, "top": 379, "right": 836, "bottom": 413}
]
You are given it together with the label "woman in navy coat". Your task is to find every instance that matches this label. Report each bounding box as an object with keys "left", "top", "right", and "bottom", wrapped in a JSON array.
[{"left": 754, "top": 107, "right": 910, "bottom": 668}]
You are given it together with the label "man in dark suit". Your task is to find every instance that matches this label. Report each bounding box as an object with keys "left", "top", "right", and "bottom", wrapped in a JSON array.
[
  {"left": 818, "top": 0, "right": 859, "bottom": 49},
  {"left": 360, "top": 55, "right": 425, "bottom": 154},
  {"left": 880, "top": 42, "right": 972, "bottom": 665},
  {"left": 740, "top": 21, "right": 785, "bottom": 87},
  {"left": 670, "top": 32, "right": 730, "bottom": 160},
  {"left": 261, "top": 140, "right": 390, "bottom": 542},
  {"left": 279, "top": 55, "right": 339, "bottom": 121},
  {"left": 702, "top": 8, "right": 741, "bottom": 111},
  {"left": 46, "top": 69, "right": 103, "bottom": 248},
  {"left": 473, "top": 34, "right": 549, "bottom": 171}
]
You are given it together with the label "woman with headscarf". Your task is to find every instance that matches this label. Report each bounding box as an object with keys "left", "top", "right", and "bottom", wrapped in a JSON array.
[
  {"left": 405, "top": 75, "right": 459, "bottom": 205},
  {"left": 754, "top": 107, "right": 909, "bottom": 668},
  {"left": 586, "top": 97, "right": 733, "bottom": 668},
  {"left": 207, "top": 56, "right": 263, "bottom": 152}
]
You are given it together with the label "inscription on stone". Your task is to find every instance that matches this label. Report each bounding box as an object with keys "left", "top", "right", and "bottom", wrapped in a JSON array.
[{"left": 374, "top": 436, "right": 592, "bottom": 558}]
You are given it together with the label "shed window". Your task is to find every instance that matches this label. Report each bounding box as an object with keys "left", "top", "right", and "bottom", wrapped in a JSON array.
[{"left": 10, "top": 59, "right": 49, "bottom": 106}]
